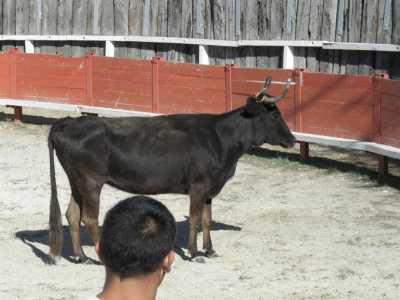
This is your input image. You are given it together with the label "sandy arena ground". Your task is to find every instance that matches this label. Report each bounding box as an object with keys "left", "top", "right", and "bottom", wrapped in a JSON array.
[{"left": 1, "top": 107, "right": 400, "bottom": 300}]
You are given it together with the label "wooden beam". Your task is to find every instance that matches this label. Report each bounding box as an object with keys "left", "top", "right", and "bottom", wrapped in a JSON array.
[{"left": 0, "top": 34, "right": 397, "bottom": 51}]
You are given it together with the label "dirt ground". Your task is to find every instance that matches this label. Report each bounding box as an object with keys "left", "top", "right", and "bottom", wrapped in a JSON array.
[{"left": 1, "top": 107, "right": 400, "bottom": 300}]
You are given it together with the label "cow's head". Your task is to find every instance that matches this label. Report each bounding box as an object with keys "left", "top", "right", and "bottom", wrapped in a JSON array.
[{"left": 242, "top": 77, "right": 295, "bottom": 148}]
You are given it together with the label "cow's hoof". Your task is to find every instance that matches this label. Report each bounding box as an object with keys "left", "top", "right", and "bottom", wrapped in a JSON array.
[
  {"left": 205, "top": 249, "right": 219, "bottom": 258},
  {"left": 47, "top": 255, "right": 60, "bottom": 265},
  {"left": 71, "top": 255, "right": 90, "bottom": 264},
  {"left": 193, "top": 257, "right": 206, "bottom": 264}
]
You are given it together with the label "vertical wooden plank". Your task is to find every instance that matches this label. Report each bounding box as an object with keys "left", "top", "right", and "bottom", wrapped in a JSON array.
[
  {"left": 210, "top": 0, "right": 226, "bottom": 65},
  {"left": 167, "top": 0, "right": 182, "bottom": 62},
  {"left": 16, "top": 1, "right": 30, "bottom": 34},
  {"left": 359, "top": 0, "right": 378, "bottom": 75},
  {"left": 155, "top": 0, "right": 168, "bottom": 59},
  {"left": 41, "top": 0, "right": 58, "bottom": 54},
  {"left": 86, "top": 0, "right": 103, "bottom": 55},
  {"left": 236, "top": 0, "right": 246, "bottom": 66},
  {"left": 127, "top": 0, "right": 143, "bottom": 59},
  {"left": 101, "top": 0, "right": 114, "bottom": 35},
  {"left": 180, "top": 0, "right": 194, "bottom": 63},
  {"left": 72, "top": 0, "right": 88, "bottom": 57},
  {"left": 346, "top": 0, "right": 363, "bottom": 74},
  {"left": 283, "top": 0, "right": 297, "bottom": 40},
  {"left": 28, "top": 0, "right": 42, "bottom": 53},
  {"left": 391, "top": 0, "right": 400, "bottom": 78},
  {"left": 3, "top": 0, "right": 17, "bottom": 51},
  {"left": 306, "top": 0, "right": 323, "bottom": 72},
  {"left": 225, "top": 0, "right": 236, "bottom": 65},
  {"left": 16, "top": 0, "right": 30, "bottom": 52},
  {"left": 334, "top": 0, "right": 347, "bottom": 74},
  {"left": 375, "top": 0, "right": 392, "bottom": 75},
  {"left": 57, "top": 0, "right": 73, "bottom": 56},
  {"left": 243, "top": 0, "right": 257, "bottom": 67},
  {"left": 141, "top": 0, "right": 158, "bottom": 60},
  {"left": 256, "top": 0, "right": 271, "bottom": 68},
  {"left": 294, "top": 0, "right": 310, "bottom": 69},
  {"left": 319, "top": 0, "right": 337, "bottom": 73},
  {"left": 114, "top": 0, "right": 129, "bottom": 58}
]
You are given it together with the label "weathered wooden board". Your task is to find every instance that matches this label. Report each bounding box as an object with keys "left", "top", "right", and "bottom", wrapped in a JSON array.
[
  {"left": 40, "top": 0, "right": 58, "bottom": 54},
  {"left": 72, "top": 0, "right": 88, "bottom": 57}
]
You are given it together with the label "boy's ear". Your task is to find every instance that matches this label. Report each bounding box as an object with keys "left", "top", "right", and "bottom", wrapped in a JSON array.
[
  {"left": 243, "top": 97, "right": 262, "bottom": 117},
  {"left": 162, "top": 251, "right": 175, "bottom": 273}
]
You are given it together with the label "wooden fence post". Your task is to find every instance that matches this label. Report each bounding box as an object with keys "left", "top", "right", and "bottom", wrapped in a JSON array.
[
  {"left": 374, "top": 72, "right": 390, "bottom": 180},
  {"left": 224, "top": 64, "right": 234, "bottom": 112},
  {"left": 293, "top": 68, "right": 309, "bottom": 161},
  {"left": 85, "top": 52, "right": 94, "bottom": 107},
  {"left": 151, "top": 57, "right": 164, "bottom": 113}
]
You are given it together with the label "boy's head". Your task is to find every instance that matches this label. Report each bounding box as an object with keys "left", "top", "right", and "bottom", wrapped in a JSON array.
[{"left": 98, "top": 196, "right": 176, "bottom": 280}]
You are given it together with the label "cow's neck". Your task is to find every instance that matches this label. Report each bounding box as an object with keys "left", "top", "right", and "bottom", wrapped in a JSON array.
[{"left": 216, "top": 107, "right": 254, "bottom": 157}]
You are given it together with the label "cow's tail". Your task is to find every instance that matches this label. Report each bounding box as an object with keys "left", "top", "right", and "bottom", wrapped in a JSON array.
[{"left": 48, "top": 126, "right": 63, "bottom": 263}]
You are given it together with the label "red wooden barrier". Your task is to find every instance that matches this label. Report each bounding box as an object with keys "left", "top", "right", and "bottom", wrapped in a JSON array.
[
  {"left": 381, "top": 79, "right": 400, "bottom": 148},
  {"left": 91, "top": 55, "right": 153, "bottom": 112},
  {"left": 1, "top": 49, "right": 400, "bottom": 161},
  {"left": 14, "top": 52, "right": 87, "bottom": 104},
  {"left": 158, "top": 62, "right": 226, "bottom": 114},
  {"left": 301, "top": 72, "right": 376, "bottom": 140}
]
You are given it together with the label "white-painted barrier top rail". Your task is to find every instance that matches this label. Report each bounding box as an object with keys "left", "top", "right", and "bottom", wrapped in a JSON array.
[{"left": 1, "top": 35, "right": 399, "bottom": 52}]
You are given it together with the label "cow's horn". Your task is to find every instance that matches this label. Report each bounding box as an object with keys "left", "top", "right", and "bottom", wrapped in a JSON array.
[
  {"left": 255, "top": 76, "right": 273, "bottom": 98},
  {"left": 260, "top": 79, "right": 291, "bottom": 104}
]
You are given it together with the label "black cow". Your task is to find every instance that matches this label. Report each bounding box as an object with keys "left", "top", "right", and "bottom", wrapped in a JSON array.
[{"left": 48, "top": 79, "right": 295, "bottom": 264}]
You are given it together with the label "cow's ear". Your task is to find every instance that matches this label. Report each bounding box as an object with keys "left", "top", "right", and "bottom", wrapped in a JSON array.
[{"left": 242, "top": 97, "right": 262, "bottom": 117}]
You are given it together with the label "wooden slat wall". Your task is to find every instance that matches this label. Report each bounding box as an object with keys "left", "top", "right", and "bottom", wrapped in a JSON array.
[{"left": 1, "top": 0, "right": 399, "bottom": 77}]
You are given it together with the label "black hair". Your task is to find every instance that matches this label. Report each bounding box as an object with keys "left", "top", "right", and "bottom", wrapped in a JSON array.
[{"left": 99, "top": 196, "right": 176, "bottom": 279}]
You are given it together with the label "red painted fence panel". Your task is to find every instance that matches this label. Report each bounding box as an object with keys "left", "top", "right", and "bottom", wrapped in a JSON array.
[
  {"left": 301, "top": 72, "right": 376, "bottom": 140},
  {"left": 91, "top": 56, "right": 153, "bottom": 112},
  {"left": 158, "top": 62, "right": 226, "bottom": 114},
  {"left": 14, "top": 52, "right": 87, "bottom": 104},
  {"left": 381, "top": 79, "right": 400, "bottom": 148},
  {"left": 0, "top": 50, "right": 399, "bottom": 154},
  {"left": 0, "top": 53, "right": 10, "bottom": 97}
]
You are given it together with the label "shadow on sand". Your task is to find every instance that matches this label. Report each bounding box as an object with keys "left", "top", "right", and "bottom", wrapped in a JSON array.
[
  {"left": 15, "top": 218, "right": 241, "bottom": 264},
  {"left": 248, "top": 147, "right": 400, "bottom": 191}
]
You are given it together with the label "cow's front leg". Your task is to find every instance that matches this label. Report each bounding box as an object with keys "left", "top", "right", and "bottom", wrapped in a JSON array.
[
  {"left": 202, "top": 198, "right": 218, "bottom": 257},
  {"left": 188, "top": 196, "right": 202, "bottom": 258}
]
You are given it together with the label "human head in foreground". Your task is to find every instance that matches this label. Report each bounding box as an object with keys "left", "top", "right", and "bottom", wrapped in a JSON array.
[{"left": 92, "top": 196, "right": 176, "bottom": 300}]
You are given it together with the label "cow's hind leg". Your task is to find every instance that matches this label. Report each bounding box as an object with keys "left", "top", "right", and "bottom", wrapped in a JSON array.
[
  {"left": 188, "top": 195, "right": 203, "bottom": 259},
  {"left": 81, "top": 188, "right": 102, "bottom": 259},
  {"left": 202, "top": 198, "right": 217, "bottom": 257},
  {"left": 66, "top": 194, "right": 87, "bottom": 263}
]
